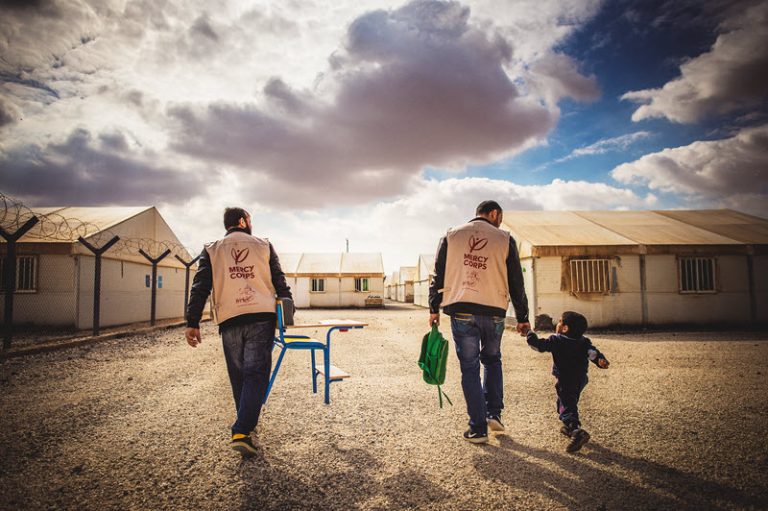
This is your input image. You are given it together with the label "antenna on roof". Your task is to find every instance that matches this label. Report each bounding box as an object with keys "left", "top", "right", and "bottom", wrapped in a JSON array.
[{"left": 345, "top": 238, "right": 349, "bottom": 253}]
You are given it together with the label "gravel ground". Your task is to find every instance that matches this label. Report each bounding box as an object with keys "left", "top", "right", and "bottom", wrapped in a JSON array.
[{"left": 1, "top": 304, "right": 766, "bottom": 511}]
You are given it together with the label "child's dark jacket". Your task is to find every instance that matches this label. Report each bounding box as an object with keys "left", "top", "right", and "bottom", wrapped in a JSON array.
[{"left": 526, "top": 332, "right": 607, "bottom": 381}]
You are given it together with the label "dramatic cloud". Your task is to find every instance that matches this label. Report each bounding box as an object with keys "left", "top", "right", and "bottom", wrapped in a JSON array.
[
  {"left": 611, "top": 124, "right": 768, "bottom": 215},
  {"left": 160, "top": 175, "right": 651, "bottom": 271},
  {"left": 0, "top": 95, "right": 21, "bottom": 127},
  {"left": 168, "top": 0, "right": 603, "bottom": 206},
  {"left": 0, "top": 128, "right": 205, "bottom": 206},
  {"left": 622, "top": 1, "right": 768, "bottom": 123},
  {"left": 555, "top": 131, "right": 652, "bottom": 163}
]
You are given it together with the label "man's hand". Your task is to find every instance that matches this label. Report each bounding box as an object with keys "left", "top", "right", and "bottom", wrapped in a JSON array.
[
  {"left": 185, "top": 327, "right": 202, "bottom": 348},
  {"left": 429, "top": 313, "right": 440, "bottom": 327},
  {"left": 516, "top": 322, "right": 531, "bottom": 336},
  {"left": 598, "top": 358, "right": 610, "bottom": 369}
]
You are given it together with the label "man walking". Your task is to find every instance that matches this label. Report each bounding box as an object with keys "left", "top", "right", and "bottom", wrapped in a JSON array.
[
  {"left": 185, "top": 207, "right": 292, "bottom": 457},
  {"left": 429, "top": 200, "right": 530, "bottom": 444}
]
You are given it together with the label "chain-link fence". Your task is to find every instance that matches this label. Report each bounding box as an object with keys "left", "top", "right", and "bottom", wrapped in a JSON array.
[{"left": 0, "top": 193, "right": 206, "bottom": 350}]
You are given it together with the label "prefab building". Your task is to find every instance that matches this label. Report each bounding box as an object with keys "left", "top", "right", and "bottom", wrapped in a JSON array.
[
  {"left": 280, "top": 253, "right": 385, "bottom": 308},
  {"left": 386, "top": 271, "right": 399, "bottom": 300},
  {"left": 413, "top": 254, "right": 435, "bottom": 308},
  {"left": 501, "top": 209, "right": 768, "bottom": 328},
  {"left": 0, "top": 207, "right": 193, "bottom": 330},
  {"left": 396, "top": 266, "right": 416, "bottom": 303}
]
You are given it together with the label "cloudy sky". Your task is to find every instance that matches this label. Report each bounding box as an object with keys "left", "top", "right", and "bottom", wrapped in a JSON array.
[{"left": 1, "top": 0, "right": 767, "bottom": 272}]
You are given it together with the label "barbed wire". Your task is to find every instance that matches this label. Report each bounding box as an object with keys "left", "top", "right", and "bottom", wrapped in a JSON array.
[{"left": 0, "top": 192, "right": 198, "bottom": 261}]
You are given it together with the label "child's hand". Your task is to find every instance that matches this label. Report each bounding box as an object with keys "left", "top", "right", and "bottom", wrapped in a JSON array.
[{"left": 598, "top": 358, "right": 610, "bottom": 369}]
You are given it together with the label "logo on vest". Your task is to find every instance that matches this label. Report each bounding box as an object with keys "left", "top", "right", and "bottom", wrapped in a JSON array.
[
  {"left": 464, "top": 236, "right": 489, "bottom": 269},
  {"left": 236, "top": 284, "right": 256, "bottom": 304},
  {"left": 231, "top": 247, "right": 250, "bottom": 264},
  {"left": 229, "top": 247, "right": 254, "bottom": 279},
  {"left": 468, "top": 236, "right": 488, "bottom": 252}
]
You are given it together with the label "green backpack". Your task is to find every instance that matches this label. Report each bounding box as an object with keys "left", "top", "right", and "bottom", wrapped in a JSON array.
[{"left": 418, "top": 325, "right": 453, "bottom": 408}]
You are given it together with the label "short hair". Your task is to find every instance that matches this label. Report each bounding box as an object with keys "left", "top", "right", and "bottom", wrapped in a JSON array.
[
  {"left": 223, "top": 207, "right": 249, "bottom": 229},
  {"left": 476, "top": 200, "right": 502, "bottom": 216},
  {"left": 561, "top": 311, "right": 588, "bottom": 338}
]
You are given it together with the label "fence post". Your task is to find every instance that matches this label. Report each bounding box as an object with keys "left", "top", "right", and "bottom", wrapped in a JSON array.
[
  {"left": 78, "top": 236, "right": 120, "bottom": 336},
  {"left": 174, "top": 254, "right": 200, "bottom": 320},
  {"left": 0, "top": 216, "right": 40, "bottom": 350},
  {"left": 139, "top": 248, "right": 171, "bottom": 326}
]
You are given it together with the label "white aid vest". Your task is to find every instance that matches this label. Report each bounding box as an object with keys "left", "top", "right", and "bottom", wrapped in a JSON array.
[
  {"left": 442, "top": 220, "right": 510, "bottom": 311},
  {"left": 205, "top": 231, "right": 276, "bottom": 324}
]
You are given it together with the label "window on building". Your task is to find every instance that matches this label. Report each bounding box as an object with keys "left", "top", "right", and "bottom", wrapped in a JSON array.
[
  {"left": 354, "top": 277, "right": 369, "bottom": 292},
  {"left": 678, "top": 257, "right": 716, "bottom": 293},
  {"left": 570, "top": 259, "right": 610, "bottom": 294},
  {"left": 0, "top": 255, "right": 38, "bottom": 293},
  {"left": 311, "top": 278, "right": 325, "bottom": 293}
]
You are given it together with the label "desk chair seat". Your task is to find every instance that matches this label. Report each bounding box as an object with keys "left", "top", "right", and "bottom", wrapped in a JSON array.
[{"left": 265, "top": 300, "right": 347, "bottom": 405}]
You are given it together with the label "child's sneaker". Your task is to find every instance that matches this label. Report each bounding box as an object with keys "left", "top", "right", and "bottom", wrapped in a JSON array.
[
  {"left": 487, "top": 415, "right": 505, "bottom": 432},
  {"left": 566, "top": 428, "right": 590, "bottom": 453},
  {"left": 463, "top": 428, "right": 489, "bottom": 444},
  {"left": 560, "top": 425, "right": 575, "bottom": 438},
  {"left": 231, "top": 433, "right": 258, "bottom": 457}
]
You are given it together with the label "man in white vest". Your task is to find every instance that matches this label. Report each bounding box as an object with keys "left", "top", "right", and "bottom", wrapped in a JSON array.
[
  {"left": 428, "top": 200, "right": 530, "bottom": 444},
  {"left": 185, "top": 207, "right": 292, "bottom": 457}
]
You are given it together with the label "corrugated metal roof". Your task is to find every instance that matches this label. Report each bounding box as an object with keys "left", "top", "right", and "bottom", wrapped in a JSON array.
[
  {"left": 287, "top": 253, "right": 385, "bottom": 275},
  {"left": 575, "top": 210, "right": 740, "bottom": 245},
  {"left": 502, "top": 211, "right": 637, "bottom": 247},
  {"left": 399, "top": 266, "right": 417, "bottom": 282},
  {"left": 341, "top": 253, "right": 384, "bottom": 274},
  {"left": 655, "top": 210, "right": 768, "bottom": 244},
  {"left": 295, "top": 253, "right": 340, "bottom": 274},
  {"left": 501, "top": 209, "right": 767, "bottom": 256},
  {"left": 14, "top": 206, "right": 150, "bottom": 243},
  {"left": 278, "top": 253, "right": 303, "bottom": 274}
]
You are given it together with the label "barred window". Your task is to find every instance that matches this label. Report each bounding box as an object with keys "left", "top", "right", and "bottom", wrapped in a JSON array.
[
  {"left": 354, "top": 277, "right": 369, "bottom": 292},
  {"left": 311, "top": 278, "right": 325, "bottom": 293},
  {"left": 0, "top": 255, "right": 38, "bottom": 293},
  {"left": 678, "top": 257, "right": 716, "bottom": 293},
  {"left": 570, "top": 259, "right": 610, "bottom": 294}
]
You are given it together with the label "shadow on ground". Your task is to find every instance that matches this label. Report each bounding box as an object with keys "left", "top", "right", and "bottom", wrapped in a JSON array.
[
  {"left": 235, "top": 443, "right": 447, "bottom": 511},
  {"left": 475, "top": 436, "right": 764, "bottom": 511}
]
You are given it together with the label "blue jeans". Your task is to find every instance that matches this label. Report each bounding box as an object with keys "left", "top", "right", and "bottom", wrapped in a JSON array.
[
  {"left": 221, "top": 319, "right": 275, "bottom": 435},
  {"left": 450, "top": 313, "right": 506, "bottom": 435}
]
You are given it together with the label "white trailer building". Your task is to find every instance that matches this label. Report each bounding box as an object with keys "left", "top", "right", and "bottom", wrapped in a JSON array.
[
  {"left": 385, "top": 271, "right": 399, "bottom": 301},
  {"left": 413, "top": 254, "right": 435, "bottom": 308},
  {"left": 501, "top": 209, "right": 768, "bottom": 328},
  {"left": 396, "top": 266, "right": 416, "bottom": 303},
  {"left": 0, "top": 207, "right": 193, "bottom": 330},
  {"left": 280, "top": 253, "right": 385, "bottom": 308}
]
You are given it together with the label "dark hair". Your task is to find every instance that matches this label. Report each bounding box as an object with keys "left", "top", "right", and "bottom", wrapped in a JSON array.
[
  {"left": 223, "top": 207, "right": 249, "bottom": 229},
  {"left": 561, "top": 311, "right": 588, "bottom": 338},
  {"left": 476, "top": 200, "right": 502, "bottom": 216}
]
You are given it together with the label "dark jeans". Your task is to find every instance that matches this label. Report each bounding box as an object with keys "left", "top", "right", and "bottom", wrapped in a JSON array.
[
  {"left": 555, "top": 376, "right": 588, "bottom": 429},
  {"left": 450, "top": 313, "right": 506, "bottom": 435},
  {"left": 221, "top": 319, "right": 275, "bottom": 435}
]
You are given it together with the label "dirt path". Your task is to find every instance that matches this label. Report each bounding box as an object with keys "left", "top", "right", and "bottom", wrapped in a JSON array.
[{"left": 1, "top": 306, "right": 766, "bottom": 510}]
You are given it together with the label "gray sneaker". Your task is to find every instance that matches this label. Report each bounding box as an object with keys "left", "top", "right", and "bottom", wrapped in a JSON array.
[{"left": 487, "top": 415, "right": 505, "bottom": 432}]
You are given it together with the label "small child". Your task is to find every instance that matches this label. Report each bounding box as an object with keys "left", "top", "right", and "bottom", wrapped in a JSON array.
[{"left": 525, "top": 311, "right": 609, "bottom": 453}]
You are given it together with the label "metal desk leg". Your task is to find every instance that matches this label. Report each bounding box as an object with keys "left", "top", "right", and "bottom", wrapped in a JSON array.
[{"left": 311, "top": 349, "right": 318, "bottom": 394}]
